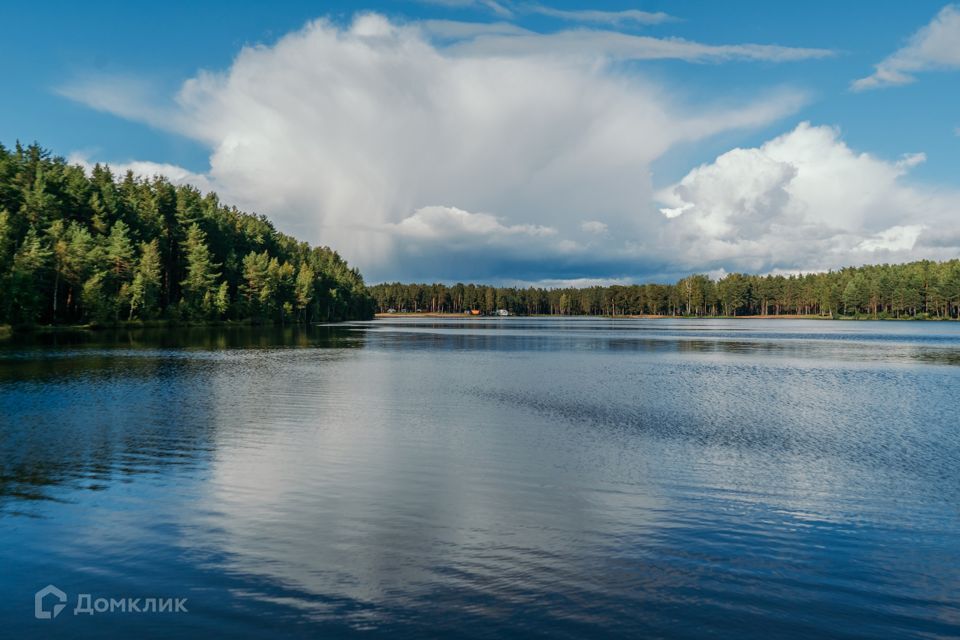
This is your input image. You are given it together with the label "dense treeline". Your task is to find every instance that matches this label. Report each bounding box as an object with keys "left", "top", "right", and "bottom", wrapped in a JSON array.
[
  {"left": 0, "top": 142, "right": 374, "bottom": 326},
  {"left": 371, "top": 260, "right": 960, "bottom": 319}
]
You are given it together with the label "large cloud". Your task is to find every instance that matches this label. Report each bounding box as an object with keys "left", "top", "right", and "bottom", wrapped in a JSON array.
[
  {"left": 852, "top": 4, "right": 960, "bottom": 90},
  {"left": 657, "top": 122, "right": 960, "bottom": 273},
  {"left": 60, "top": 12, "right": 817, "bottom": 283}
]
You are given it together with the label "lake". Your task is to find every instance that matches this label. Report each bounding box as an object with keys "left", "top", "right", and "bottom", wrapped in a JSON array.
[{"left": 1, "top": 318, "right": 959, "bottom": 639}]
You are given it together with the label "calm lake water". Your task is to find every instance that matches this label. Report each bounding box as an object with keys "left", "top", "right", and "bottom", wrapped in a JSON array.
[{"left": 1, "top": 318, "right": 959, "bottom": 639}]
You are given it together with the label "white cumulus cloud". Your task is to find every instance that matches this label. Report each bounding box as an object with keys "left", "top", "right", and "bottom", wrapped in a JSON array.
[
  {"left": 657, "top": 122, "right": 960, "bottom": 273},
  {"left": 391, "top": 205, "right": 557, "bottom": 241},
  {"left": 852, "top": 4, "right": 960, "bottom": 90},
  {"left": 856, "top": 225, "right": 925, "bottom": 252},
  {"left": 581, "top": 220, "right": 608, "bottom": 234}
]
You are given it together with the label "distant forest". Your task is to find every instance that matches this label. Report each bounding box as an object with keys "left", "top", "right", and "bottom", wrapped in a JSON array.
[
  {"left": 371, "top": 260, "right": 960, "bottom": 319},
  {"left": 0, "top": 142, "right": 374, "bottom": 326}
]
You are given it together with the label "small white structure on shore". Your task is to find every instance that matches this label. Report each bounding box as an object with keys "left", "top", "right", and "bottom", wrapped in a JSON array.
[{"left": 496, "top": 309, "right": 510, "bottom": 316}]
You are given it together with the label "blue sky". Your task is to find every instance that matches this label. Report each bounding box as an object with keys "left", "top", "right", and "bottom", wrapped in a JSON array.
[{"left": 1, "top": 1, "right": 958, "bottom": 283}]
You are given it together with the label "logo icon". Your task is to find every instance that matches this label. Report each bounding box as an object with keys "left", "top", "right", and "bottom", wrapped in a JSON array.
[{"left": 35, "top": 585, "right": 67, "bottom": 620}]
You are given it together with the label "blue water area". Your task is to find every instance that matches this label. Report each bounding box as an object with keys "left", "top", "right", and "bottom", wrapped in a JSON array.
[{"left": 1, "top": 318, "right": 958, "bottom": 638}]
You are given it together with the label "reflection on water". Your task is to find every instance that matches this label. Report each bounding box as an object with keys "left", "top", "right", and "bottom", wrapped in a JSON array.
[{"left": 1, "top": 319, "right": 959, "bottom": 638}]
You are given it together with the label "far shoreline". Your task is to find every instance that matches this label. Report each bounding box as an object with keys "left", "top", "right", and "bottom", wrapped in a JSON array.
[{"left": 374, "top": 312, "right": 950, "bottom": 321}]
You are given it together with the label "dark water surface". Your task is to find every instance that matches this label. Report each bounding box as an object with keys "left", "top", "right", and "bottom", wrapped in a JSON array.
[{"left": 1, "top": 318, "right": 959, "bottom": 639}]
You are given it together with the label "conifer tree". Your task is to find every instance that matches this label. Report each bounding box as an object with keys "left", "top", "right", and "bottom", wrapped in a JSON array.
[
  {"left": 8, "top": 227, "right": 51, "bottom": 323},
  {"left": 180, "top": 223, "right": 221, "bottom": 319},
  {"left": 129, "top": 239, "right": 162, "bottom": 320}
]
